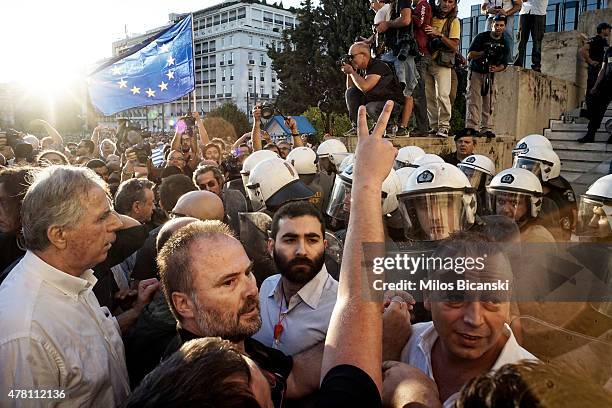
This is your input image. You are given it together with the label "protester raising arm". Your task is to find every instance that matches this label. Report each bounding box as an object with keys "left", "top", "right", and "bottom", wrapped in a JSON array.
[
  {"left": 251, "top": 105, "right": 263, "bottom": 151},
  {"left": 30, "top": 119, "right": 64, "bottom": 149},
  {"left": 319, "top": 101, "right": 396, "bottom": 402},
  {"left": 285, "top": 116, "right": 304, "bottom": 148},
  {"left": 194, "top": 111, "right": 210, "bottom": 146}
]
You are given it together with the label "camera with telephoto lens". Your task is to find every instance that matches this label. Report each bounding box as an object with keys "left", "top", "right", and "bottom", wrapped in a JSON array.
[{"left": 221, "top": 154, "right": 242, "bottom": 181}]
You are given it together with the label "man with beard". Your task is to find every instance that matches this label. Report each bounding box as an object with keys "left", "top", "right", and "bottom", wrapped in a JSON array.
[
  {"left": 157, "top": 220, "right": 324, "bottom": 406},
  {"left": 253, "top": 201, "right": 338, "bottom": 356}
]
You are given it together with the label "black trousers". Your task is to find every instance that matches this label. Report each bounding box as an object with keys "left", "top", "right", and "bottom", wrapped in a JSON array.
[
  {"left": 514, "top": 14, "right": 546, "bottom": 69},
  {"left": 586, "top": 89, "right": 612, "bottom": 138},
  {"left": 345, "top": 86, "right": 399, "bottom": 126}
]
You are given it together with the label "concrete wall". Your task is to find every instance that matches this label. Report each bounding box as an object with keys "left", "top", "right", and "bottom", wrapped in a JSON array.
[
  {"left": 339, "top": 135, "right": 516, "bottom": 172},
  {"left": 542, "top": 30, "right": 587, "bottom": 92},
  {"left": 489, "top": 66, "right": 581, "bottom": 138}
]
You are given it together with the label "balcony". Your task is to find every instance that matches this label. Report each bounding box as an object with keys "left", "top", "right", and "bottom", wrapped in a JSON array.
[
  {"left": 248, "top": 76, "right": 253, "bottom": 80},
  {"left": 227, "top": 60, "right": 233, "bottom": 65},
  {"left": 221, "top": 77, "right": 226, "bottom": 81},
  {"left": 248, "top": 59, "right": 255, "bottom": 64},
  {"left": 216, "top": 93, "right": 223, "bottom": 97},
  {"left": 260, "top": 77, "right": 264, "bottom": 82},
  {"left": 225, "top": 93, "right": 232, "bottom": 97},
  {"left": 230, "top": 76, "right": 234, "bottom": 80},
  {"left": 219, "top": 61, "right": 225, "bottom": 66},
  {"left": 260, "top": 61, "right": 267, "bottom": 66}
]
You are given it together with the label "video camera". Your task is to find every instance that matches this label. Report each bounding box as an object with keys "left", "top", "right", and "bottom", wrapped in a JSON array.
[{"left": 482, "top": 42, "right": 505, "bottom": 67}]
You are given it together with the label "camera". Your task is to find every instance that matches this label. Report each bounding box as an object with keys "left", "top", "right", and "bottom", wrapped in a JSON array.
[
  {"left": 260, "top": 102, "right": 276, "bottom": 120},
  {"left": 483, "top": 42, "right": 504, "bottom": 66},
  {"left": 337, "top": 55, "right": 352, "bottom": 67},
  {"left": 221, "top": 154, "right": 242, "bottom": 181}
]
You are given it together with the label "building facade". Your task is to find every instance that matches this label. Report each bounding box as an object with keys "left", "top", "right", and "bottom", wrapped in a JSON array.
[
  {"left": 104, "top": 0, "right": 296, "bottom": 131},
  {"left": 460, "top": 0, "right": 609, "bottom": 66}
]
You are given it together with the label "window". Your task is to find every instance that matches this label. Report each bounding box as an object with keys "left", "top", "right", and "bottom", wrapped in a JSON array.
[
  {"left": 221, "top": 12, "right": 228, "bottom": 24},
  {"left": 206, "top": 16, "right": 212, "bottom": 27},
  {"left": 230, "top": 68, "right": 235, "bottom": 80},
  {"left": 222, "top": 69, "right": 226, "bottom": 81},
  {"left": 260, "top": 53, "right": 266, "bottom": 66},
  {"left": 275, "top": 16, "right": 284, "bottom": 25},
  {"left": 260, "top": 37, "right": 265, "bottom": 47},
  {"left": 229, "top": 10, "right": 237, "bottom": 21},
  {"left": 264, "top": 12, "right": 273, "bottom": 22},
  {"left": 248, "top": 69, "right": 253, "bottom": 80},
  {"left": 237, "top": 7, "right": 246, "bottom": 19},
  {"left": 231, "top": 84, "right": 235, "bottom": 95},
  {"left": 229, "top": 35, "right": 233, "bottom": 45},
  {"left": 249, "top": 35, "right": 253, "bottom": 45},
  {"left": 214, "top": 14, "right": 221, "bottom": 26}
]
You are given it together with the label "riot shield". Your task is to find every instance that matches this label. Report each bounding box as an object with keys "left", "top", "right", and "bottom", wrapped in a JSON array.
[{"left": 324, "top": 231, "right": 343, "bottom": 280}]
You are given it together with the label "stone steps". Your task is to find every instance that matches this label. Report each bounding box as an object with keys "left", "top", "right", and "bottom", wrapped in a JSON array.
[
  {"left": 549, "top": 119, "right": 610, "bottom": 132},
  {"left": 544, "top": 129, "right": 609, "bottom": 142}
]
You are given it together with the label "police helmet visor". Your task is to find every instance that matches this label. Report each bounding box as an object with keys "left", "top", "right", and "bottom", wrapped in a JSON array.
[
  {"left": 576, "top": 196, "right": 612, "bottom": 238},
  {"left": 513, "top": 157, "right": 546, "bottom": 181},
  {"left": 488, "top": 190, "right": 530, "bottom": 222},
  {"left": 458, "top": 165, "right": 489, "bottom": 190},
  {"left": 393, "top": 159, "right": 418, "bottom": 171},
  {"left": 398, "top": 191, "right": 472, "bottom": 241}
]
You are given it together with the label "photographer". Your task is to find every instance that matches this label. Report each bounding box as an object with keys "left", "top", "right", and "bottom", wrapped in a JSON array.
[
  {"left": 375, "top": 0, "right": 419, "bottom": 136},
  {"left": 465, "top": 14, "right": 510, "bottom": 138},
  {"left": 423, "top": 0, "right": 460, "bottom": 137},
  {"left": 481, "top": 0, "right": 522, "bottom": 51},
  {"left": 170, "top": 113, "right": 201, "bottom": 175},
  {"left": 341, "top": 41, "right": 401, "bottom": 134}
]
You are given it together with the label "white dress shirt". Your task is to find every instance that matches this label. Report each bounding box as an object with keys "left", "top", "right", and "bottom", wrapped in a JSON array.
[
  {"left": 0, "top": 251, "right": 130, "bottom": 407},
  {"left": 519, "top": 0, "right": 549, "bottom": 16},
  {"left": 401, "top": 321, "right": 537, "bottom": 408},
  {"left": 253, "top": 266, "right": 338, "bottom": 355}
]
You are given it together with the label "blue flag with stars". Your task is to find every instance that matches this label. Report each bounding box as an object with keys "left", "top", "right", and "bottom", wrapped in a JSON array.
[{"left": 88, "top": 15, "right": 194, "bottom": 116}]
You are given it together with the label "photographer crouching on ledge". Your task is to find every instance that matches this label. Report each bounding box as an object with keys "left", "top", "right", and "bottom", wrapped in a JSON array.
[
  {"left": 465, "top": 14, "right": 511, "bottom": 138},
  {"left": 341, "top": 41, "right": 402, "bottom": 136}
]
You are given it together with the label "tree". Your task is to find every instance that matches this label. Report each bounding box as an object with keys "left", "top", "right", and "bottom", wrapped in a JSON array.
[
  {"left": 301, "top": 106, "right": 352, "bottom": 139},
  {"left": 268, "top": 0, "right": 374, "bottom": 115},
  {"left": 205, "top": 102, "right": 251, "bottom": 142}
]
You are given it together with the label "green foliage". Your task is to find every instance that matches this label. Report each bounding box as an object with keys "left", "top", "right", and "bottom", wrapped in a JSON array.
[
  {"left": 301, "top": 106, "right": 352, "bottom": 139},
  {"left": 269, "top": 0, "right": 374, "bottom": 115},
  {"left": 206, "top": 102, "right": 251, "bottom": 138}
]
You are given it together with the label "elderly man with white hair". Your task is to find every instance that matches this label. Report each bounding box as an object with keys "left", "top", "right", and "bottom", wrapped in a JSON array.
[{"left": 0, "top": 166, "right": 158, "bottom": 407}]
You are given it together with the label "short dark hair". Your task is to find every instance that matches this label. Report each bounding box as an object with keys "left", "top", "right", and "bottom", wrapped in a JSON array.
[
  {"left": 270, "top": 201, "right": 325, "bottom": 240},
  {"left": 492, "top": 13, "right": 507, "bottom": 23},
  {"left": 85, "top": 158, "right": 106, "bottom": 169},
  {"left": 158, "top": 174, "right": 197, "bottom": 213},
  {"left": 203, "top": 143, "right": 221, "bottom": 158},
  {"left": 114, "top": 178, "right": 154, "bottom": 215},
  {"left": 79, "top": 140, "right": 95, "bottom": 154},
  {"left": 193, "top": 165, "right": 224, "bottom": 188},
  {"left": 126, "top": 337, "right": 260, "bottom": 408},
  {"left": 457, "top": 360, "right": 612, "bottom": 407},
  {"left": 161, "top": 165, "right": 183, "bottom": 179}
]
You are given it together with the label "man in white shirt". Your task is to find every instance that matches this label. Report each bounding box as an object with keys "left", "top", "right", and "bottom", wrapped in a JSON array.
[
  {"left": 0, "top": 166, "right": 158, "bottom": 407},
  {"left": 253, "top": 201, "right": 338, "bottom": 355},
  {"left": 390, "top": 231, "right": 537, "bottom": 408},
  {"left": 514, "top": 0, "right": 549, "bottom": 71}
]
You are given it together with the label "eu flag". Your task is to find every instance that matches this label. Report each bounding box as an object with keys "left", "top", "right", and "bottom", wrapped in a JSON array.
[{"left": 88, "top": 15, "right": 194, "bottom": 116}]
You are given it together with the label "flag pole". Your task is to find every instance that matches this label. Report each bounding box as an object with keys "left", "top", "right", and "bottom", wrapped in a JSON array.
[{"left": 190, "top": 13, "right": 197, "bottom": 114}]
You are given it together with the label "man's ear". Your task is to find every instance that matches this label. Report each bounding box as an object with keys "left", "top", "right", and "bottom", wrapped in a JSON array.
[
  {"left": 267, "top": 238, "right": 275, "bottom": 257},
  {"left": 47, "top": 225, "right": 68, "bottom": 250},
  {"left": 172, "top": 292, "right": 195, "bottom": 320},
  {"left": 132, "top": 201, "right": 141, "bottom": 216}
]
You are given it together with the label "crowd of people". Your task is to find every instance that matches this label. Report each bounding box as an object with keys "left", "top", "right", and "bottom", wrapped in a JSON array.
[
  {"left": 342, "top": 0, "right": 611, "bottom": 142},
  {"left": 0, "top": 0, "right": 611, "bottom": 405},
  {"left": 0, "top": 90, "right": 611, "bottom": 406}
]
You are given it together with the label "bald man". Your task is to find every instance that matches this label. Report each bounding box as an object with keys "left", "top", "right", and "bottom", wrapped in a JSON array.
[
  {"left": 341, "top": 41, "right": 400, "bottom": 133},
  {"left": 171, "top": 190, "right": 224, "bottom": 222},
  {"left": 125, "top": 216, "right": 200, "bottom": 387}
]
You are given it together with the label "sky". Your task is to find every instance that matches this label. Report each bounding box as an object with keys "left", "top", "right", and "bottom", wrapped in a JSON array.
[{"left": 0, "top": 0, "right": 478, "bottom": 87}]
